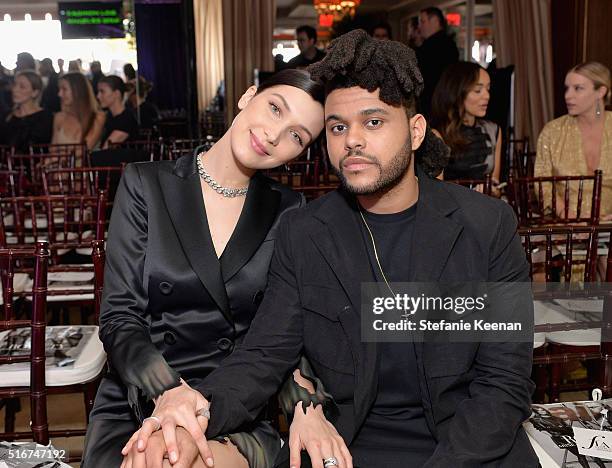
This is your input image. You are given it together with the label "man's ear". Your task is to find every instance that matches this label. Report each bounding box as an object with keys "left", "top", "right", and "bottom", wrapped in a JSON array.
[
  {"left": 409, "top": 113, "right": 427, "bottom": 151},
  {"left": 237, "top": 86, "right": 258, "bottom": 110}
]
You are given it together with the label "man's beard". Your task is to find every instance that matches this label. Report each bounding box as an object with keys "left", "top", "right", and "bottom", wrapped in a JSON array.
[{"left": 332, "top": 136, "right": 413, "bottom": 196}]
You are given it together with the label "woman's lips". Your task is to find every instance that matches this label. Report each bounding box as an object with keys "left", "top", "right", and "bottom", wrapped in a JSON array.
[{"left": 250, "top": 131, "right": 269, "bottom": 156}]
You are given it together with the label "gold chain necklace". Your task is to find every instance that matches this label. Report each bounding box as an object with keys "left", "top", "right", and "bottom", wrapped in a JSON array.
[{"left": 358, "top": 207, "right": 396, "bottom": 297}]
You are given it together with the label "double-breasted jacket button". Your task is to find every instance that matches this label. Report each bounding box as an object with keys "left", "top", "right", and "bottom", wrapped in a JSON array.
[
  {"left": 164, "top": 331, "right": 177, "bottom": 345},
  {"left": 159, "top": 281, "right": 173, "bottom": 295},
  {"left": 216, "top": 337, "right": 234, "bottom": 352}
]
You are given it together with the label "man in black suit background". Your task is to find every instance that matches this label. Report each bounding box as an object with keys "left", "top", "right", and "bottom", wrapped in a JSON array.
[{"left": 131, "top": 30, "right": 536, "bottom": 468}]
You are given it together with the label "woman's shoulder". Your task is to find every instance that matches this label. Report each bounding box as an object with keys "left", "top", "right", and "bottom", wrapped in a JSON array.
[
  {"left": 256, "top": 173, "right": 303, "bottom": 205},
  {"left": 541, "top": 114, "right": 573, "bottom": 135}
]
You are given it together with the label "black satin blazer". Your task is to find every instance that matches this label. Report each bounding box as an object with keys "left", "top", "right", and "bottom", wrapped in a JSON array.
[{"left": 92, "top": 152, "right": 302, "bottom": 421}]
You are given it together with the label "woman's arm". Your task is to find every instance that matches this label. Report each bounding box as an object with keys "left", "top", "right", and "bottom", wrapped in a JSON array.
[
  {"left": 492, "top": 127, "right": 502, "bottom": 184},
  {"left": 85, "top": 111, "right": 105, "bottom": 150},
  {"left": 99, "top": 164, "right": 181, "bottom": 419},
  {"left": 102, "top": 129, "right": 129, "bottom": 149},
  {"left": 51, "top": 112, "right": 62, "bottom": 145},
  {"left": 534, "top": 124, "right": 554, "bottom": 211}
]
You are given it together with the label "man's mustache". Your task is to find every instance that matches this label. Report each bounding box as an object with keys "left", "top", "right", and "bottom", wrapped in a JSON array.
[{"left": 339, "top": 150, "right": 379, "bottom": 167}]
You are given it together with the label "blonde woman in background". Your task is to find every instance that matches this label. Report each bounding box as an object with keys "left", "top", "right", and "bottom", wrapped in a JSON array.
[
  {"left": 52, "top": 72, "right": 105, "bottom": 150},
  {"left": 535, "top": 62, "right": 612, "bottom": 220}
]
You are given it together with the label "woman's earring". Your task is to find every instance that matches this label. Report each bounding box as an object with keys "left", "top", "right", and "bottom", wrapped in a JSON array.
[{"left": 596, "top": 100, "right": 602, "bottom": 117}]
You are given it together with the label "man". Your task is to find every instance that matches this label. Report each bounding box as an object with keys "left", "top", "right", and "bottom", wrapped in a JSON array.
[
  {"left": 286, "top": 25, "right": 326, "bottom": 70},
  {"left": 89, "top": 60, "right": 105, "bottom": 93},
  {"left": 131, "top": 30, "right": 536, "bottom": 468},
  {"left": 39, "top": 58, "right": 60, "bottom": 113},
  {"left": 416, "top": 7, "right": 459, "bottom": 117},
  {"left": 371, "top": 22, "right": 392, "bottom": 40}
]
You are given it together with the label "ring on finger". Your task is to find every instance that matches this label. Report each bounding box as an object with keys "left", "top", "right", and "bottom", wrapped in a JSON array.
[
  {"left": 195, "top": 407, "right": 211, "bottom": 419},
  {"left": 323, "top": 457, "right": 339, "bottom": 467},
  {"left": 142, "top": 415, "right": 162, "bottom": 432}
]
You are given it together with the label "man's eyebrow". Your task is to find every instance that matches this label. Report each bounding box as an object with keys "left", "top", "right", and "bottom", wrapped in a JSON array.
[
  {"left": 325, "top": 108, "right": 390, "bottom": 123},
  {"left": 325, "top": 114, "right": 343, "bottom": 123},
  {"left": 361, "top": 107, "right": 390, "bottom": 116}
]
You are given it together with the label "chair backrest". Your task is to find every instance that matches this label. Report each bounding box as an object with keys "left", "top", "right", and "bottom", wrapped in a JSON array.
[
  {"left": 167, "top": 137, "right": 217, "bottom": 160},
  {"left": 510, "top": 170, "right": 603, "bottom": 226},
  {"left": 108, "top": 139, "right": 163, "bottom": 161},
  {"left": 519, "top": 224, "right": 612, "bottom": 283},
  {"left": 0, "top": 169, "right": 25, "bottom": 197},
  {"left": 7, "top": 153, "right": 77, "bottom": 195},
  {"left": 0, "top": 193, "right": 108, "bottom": 259},
  {"left": 447, "top": 173, "right": 493, "bottom": 196},
  {"left": 0, "top": 241, "right": 50, "bottom": 444},
  {"left": 42, "top": 166, "right": 124, "bottom": 201},
  {"left": 92, "top": 240, "right": 105, "bottom": 324}
]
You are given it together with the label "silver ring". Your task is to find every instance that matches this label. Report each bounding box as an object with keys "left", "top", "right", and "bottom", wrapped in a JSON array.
[
  {"left": 143, "top": 416, "right": 161, "bottom": 432},
  {"left": 195, "top": 407, "right": 211, "bottom": 419},
  {"left": 323, "top": 457, "right": 339, "bottom": 467}
]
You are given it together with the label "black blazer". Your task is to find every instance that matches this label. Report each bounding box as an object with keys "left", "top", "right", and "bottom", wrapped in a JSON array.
[
  {"left": 198, "top": 169, "right": 538, "bottom": 467},
  {"left": 94, "top": 153, "right": 302, "bottom": 421}
]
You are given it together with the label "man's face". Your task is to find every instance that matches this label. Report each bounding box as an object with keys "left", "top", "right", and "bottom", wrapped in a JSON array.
[
  {"left": 297, "top": 32, "right": 314, "bottom": 53},
  {"left": 372, "top": 27, "right": 390, "bottom": 40},
  {"left": 419, "top": 12, "right": 438, "bottom": 39},
  {"left": 325, "top": 87, "right": 423, "bottom": 195}
]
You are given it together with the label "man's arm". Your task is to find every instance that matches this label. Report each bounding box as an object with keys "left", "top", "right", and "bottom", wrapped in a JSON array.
[
  {"left": 425, "top": 202, "right": 536, "bottom": 467},
  {"left": 195, "top": 211, "right": 306, "bottom": 438}
]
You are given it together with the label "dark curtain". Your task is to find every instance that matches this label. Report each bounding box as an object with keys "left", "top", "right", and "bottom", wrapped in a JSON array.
[{"left": 135, "top": 2, "right": 186, "bottom": 111}]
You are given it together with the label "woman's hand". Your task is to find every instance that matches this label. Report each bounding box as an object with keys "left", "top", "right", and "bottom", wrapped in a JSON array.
[
  {"left": 121, "top": 379, "right": 214, "bottom": 467},
  {"left": 289, "top": 402, "right": 352, "bottom": 468}
]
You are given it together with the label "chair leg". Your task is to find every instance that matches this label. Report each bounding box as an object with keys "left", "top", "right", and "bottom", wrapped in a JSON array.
[
  {"left": 4, "top": 398, "right": 20, "bottom": 434},
  {"left": 532, "top": 365, "right": 548, "bottom": 403},
  {"left": 550, "top": 363, "right": 562, "bottom": 402},
  {"left": 83, "top": 381, "right": 98, "bottom": 422}
]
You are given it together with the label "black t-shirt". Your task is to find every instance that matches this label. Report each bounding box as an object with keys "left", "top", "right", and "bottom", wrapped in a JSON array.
[
  {"left": 0, "top": 109, "right": 53, "bottom": 153},
  {"left": 285, "top": 48, "right": 326, "bottom": 70},
  {"left": 101, "top": 108, "right": 138, "bottom": 145},
  {"left": 351, "top": 203, "right": 436, "bottom": 467}
]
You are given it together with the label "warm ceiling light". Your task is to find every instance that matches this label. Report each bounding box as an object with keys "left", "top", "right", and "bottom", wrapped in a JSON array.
[{"left": 313, "top": 0, "right": 360, "bottom": 21}]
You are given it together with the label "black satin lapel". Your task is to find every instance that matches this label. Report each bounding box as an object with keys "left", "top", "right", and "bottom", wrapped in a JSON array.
[
  {"left": 220, "top": 175, "right": 280, "bottom": 282},
  {"left": 159, "top": 170, "right": 232, "bottom": 323}
]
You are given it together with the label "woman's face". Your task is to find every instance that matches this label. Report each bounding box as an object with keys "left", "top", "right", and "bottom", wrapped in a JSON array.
[
  {"left": 97, "top": 82, "right": 120, "bottom": 109},
  {"left": 12, "top": 75, "right": 38, "bottom": 105},
  {"left": 229, "top": 84, "right": 324, "bottom": 170},
  {"left": 58, "top": 79, "right": 73, "bottom": 107},
  {"left": 565, "top": 71, "right": 605, "bottom": 116},
  {"left": 463, "top": 68, "right": 491, "bottom": 120}
]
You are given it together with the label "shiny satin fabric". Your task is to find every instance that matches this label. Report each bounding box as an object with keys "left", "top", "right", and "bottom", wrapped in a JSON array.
[{"left": 82, "top": 152, "right": 303, "bottom": 466}]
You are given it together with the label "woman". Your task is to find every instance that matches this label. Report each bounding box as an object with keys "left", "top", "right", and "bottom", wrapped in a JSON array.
[
  {"left": 82, "top": 70, "right": 331, "bottom": 468},
  {"left": 52, "top": 72, "right": 105, "bottom": 150},
  {"left": 535, "top": 61, "right": 611, "bottom": 219},
  {"left": 97, "top": 75, "right": 138, "bottom": 148},
  {"left": 127, "top": 76, "right": 160, "bottom": 130},
  {"left": 0, "top": 70, "right": 53, "bottom": 153},
  {"left": 431, "top": 61, "right": 502, "bottom": 190}
]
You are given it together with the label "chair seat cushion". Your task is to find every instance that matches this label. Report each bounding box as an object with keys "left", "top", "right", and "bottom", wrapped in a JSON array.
[{"left": 0, "top": 325, "right": 106, "bottom": 387}]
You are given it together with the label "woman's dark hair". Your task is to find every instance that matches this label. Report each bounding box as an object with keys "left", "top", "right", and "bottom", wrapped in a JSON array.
[
  {"left": 430, "top": 61, "right": 484, "bottom": 152},
  {"left": 98, "top": 75, "right": 127, "bottom": 97},
  {"left": 123, "top": 63, "right": 136, "bottom": 81},
  {"left": 256, "top": 69, "right": 324, "bottom": 106}
]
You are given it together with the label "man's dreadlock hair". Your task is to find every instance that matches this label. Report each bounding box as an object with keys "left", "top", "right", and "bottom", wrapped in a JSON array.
[{"left": 308, "top": 29, "right": 449, "bottom": 177}]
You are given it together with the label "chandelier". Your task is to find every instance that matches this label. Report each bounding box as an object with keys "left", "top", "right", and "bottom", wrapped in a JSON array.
[{"left": 313, "top": 0, "right": 361, "bottom": 20}]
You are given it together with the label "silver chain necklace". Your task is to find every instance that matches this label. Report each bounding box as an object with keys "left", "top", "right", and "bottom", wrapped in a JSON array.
[{"left": 196, "top": 153, "right": 249, "bottom": 198}]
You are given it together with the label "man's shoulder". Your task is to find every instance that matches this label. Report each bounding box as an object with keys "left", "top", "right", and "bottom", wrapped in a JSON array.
[{"left": 439, "top": 181, "right": 516, "bottom": 231}]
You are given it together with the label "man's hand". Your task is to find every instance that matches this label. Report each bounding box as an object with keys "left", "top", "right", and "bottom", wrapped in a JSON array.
[
  {"left": 121, "top": 379, "right": 214, "bottom": 467},
  {"left": 289, "top": 402, "right": 352, "bottom": 468}
]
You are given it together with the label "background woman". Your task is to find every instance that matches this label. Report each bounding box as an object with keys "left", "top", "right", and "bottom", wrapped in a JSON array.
[
  {"left": 431, "top": 61, "right": 502, "bottom": 191},
  {"left": 535, "top": 61, "right": 611, "bottom": 219},
  {"left": 97, "top": 75, "right": 138, "bottom": 148},
  {"left": 0, "top": 70, "right": 53, "bottom": 153},
  {"left": 82, "top": 69, "right": 332, "bottom": 468},
  {"left": 52, "top": 72, "right": 105, "bottom": 150}
]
